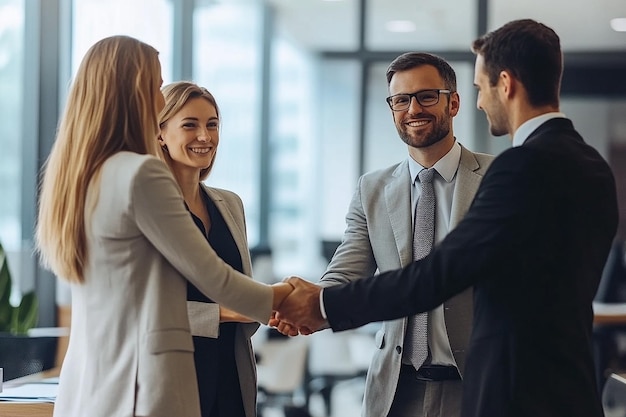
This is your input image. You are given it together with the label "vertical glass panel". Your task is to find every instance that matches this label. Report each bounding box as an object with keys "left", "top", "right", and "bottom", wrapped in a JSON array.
[
  {"left": 364, "top": 62, "right": 405, "bottom": 172},
  {"left": 364, "top": 61, "right": 476, "bottom": 173},
  {"left": 267, "top": 38, "right": 319, "bottom": 277},
  {"left": 0, "top": 0, "right": 24, "bottom": 287},
  {"left": 317, "top": 59, "right": 361, "bottom": 249},
  {"left": 71, "top": 0, "right": 173, "bottom": 81},
  {"left": 366, "top": 0, "right": 477, "bottom": 50},
  {"left": 269, "top": 53, "right": 360, "bottom": 279},
  {"left": 193, "top": 1, "right": 262, "bottom": 246}
]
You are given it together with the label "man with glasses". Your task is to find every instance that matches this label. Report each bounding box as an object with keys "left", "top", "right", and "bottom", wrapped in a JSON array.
[
  {"left": 317, "top": 52, "right": 494, "bottom": 417},
  {"left": 275, "top": 20, "right": 618, "bottom": 417}
]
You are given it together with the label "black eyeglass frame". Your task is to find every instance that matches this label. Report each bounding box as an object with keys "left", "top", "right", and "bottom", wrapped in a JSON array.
[{"left": 386, "top": 89, "right": 453, "bottom": 111}]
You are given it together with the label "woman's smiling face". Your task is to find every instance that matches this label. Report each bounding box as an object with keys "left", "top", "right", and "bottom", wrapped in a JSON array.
[{"left": 159, "top": 96, "right": 220, "bottom": 174}]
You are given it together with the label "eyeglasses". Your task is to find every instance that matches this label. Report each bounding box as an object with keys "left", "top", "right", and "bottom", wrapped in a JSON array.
[{"left": 386, "top": 89, "right": 452, "bottom": 111}]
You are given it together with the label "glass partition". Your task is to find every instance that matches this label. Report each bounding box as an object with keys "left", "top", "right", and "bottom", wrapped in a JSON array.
[
  {"left": 0, "top": 0, "right": 24, "bottom": 298},
  {"left": 72, "top": 0, "right": 173, "bottom": 81}
]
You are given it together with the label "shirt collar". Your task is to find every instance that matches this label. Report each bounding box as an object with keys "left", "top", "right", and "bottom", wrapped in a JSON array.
[
  {"left": 512, "top": 112, "right": 566, "bottom": 147},
  {"left": 409, "top": 141, "right": 461, "bottom": 184}
]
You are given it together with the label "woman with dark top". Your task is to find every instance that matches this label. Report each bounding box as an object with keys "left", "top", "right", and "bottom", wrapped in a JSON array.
[{"left": 158, "top": 81, "right": 258, "bottom": 417}]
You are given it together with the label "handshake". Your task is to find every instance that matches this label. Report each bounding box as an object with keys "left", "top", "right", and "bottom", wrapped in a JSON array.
[{"left": 270, "top": 277, "right": 329, "bottom": 336}]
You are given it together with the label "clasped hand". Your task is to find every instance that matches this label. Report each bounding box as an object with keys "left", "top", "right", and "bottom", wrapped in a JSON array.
[{"left": 270, "top": 276, "right": 328, "bottom": 336}]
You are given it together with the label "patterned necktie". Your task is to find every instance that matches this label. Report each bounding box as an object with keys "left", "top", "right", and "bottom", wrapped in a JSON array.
[{"left": 404, "top": 168, "right": 435, "bottom": 370}]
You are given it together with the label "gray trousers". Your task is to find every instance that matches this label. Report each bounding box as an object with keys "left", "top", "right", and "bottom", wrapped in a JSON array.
[{"left": 387, "top": 370, "right": 463, "bottom": 417}]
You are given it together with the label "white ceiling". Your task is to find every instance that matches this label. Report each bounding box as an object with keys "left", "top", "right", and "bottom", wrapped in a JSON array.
[{"left": 266, "top": 0, "right": 626, "bottom": 52}]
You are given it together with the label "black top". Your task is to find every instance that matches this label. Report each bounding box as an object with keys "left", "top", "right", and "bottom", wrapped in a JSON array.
[{"left": 187, "top": 189, "right": 246, "bottom": 417}]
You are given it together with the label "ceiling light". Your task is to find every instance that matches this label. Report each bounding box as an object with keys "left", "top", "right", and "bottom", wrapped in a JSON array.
[
  {"left": 610, "top": 18, "right": 626, "bottom": 32},
  {"left": 386, "top": 20, "right": 416, "bottom": 33}
]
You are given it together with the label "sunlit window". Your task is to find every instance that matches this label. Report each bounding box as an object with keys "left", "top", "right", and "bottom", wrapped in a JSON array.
[
  {"left": 268, "top": 37, "right": 320, "bottom": 278},
  {"left": 193, "top": 1, "right": 263, "bottom": 245},
  {"left": 0, "top": 0, "right": 24, "bottom": 275},
  {"left": 71, "top": 0, "right": 173, "bottom": 81}
]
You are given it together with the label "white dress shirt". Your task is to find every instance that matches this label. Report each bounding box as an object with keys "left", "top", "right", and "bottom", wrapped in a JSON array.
[{"left": 512, "top": 112, "right": 566, "bottom": 147}]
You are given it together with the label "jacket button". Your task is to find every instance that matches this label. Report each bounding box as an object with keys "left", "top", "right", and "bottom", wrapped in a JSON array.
[{"left": 396, "top": 346, "right": 402, "bottom": 354}]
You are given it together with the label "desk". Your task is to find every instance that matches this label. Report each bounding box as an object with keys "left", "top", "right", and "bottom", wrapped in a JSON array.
[
  {"left": 0, "top": 368, "right": 59, "bottom": 417},
  {"left": 0, "top": 402, "right": 53, "bottom": 417}
]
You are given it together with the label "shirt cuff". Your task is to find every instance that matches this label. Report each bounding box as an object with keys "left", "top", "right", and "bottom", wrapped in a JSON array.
[{"left": 319, "top": 288, "right": 328, "bottom": 319}]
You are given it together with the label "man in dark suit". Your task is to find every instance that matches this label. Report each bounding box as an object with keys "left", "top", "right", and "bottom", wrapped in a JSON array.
[{"left": 274, "top": 19, "right": 619, "bottom": 417}]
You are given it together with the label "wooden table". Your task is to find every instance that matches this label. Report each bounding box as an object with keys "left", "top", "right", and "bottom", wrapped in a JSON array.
[{"left": 0, "top": 402, "right": 53, "bottom": 417}]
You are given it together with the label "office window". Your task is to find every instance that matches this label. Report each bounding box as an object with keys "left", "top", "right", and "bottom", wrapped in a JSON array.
[
  {"left": 71, "top": 0, "right": 173, "bottom": 82},
  {"left": 193, "top": 0, "right": 263, "bottom": 246},
  {"left": 0, "top": 0, "right": 24, "bottom": 294},
  {"left": 267, "top": 36, "right": 321, "bottom": 278},
  {"left": 316, "top": 59, "right": 361, "bottom": 246}
]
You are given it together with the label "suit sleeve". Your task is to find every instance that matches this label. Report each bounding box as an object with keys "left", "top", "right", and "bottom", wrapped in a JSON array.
[
  {"left": 130, "top": 157, "right": 274, "bottom": 324},
  {"left": 324, "top": 148, "right": 543, "bottom": 331},
  {"left": 319, "top": 176, "right": 378, "bottom": 287}
]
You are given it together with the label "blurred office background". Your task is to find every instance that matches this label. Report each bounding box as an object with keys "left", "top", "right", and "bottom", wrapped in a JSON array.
[{"left": 1, "top": 0, "right": 625, "bottom": 415}]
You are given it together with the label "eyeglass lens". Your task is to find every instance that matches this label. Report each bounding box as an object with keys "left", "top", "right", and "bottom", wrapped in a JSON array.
[{"left": 389, "top": 90, "right": 444, "bottom": 110}]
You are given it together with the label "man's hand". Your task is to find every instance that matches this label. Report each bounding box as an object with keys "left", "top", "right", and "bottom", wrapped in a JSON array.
[{"left": 273, "top": 276, "right": 328, "bottom": 335}]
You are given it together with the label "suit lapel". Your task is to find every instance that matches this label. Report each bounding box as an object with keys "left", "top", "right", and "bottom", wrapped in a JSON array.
[
  {"left": 450, "top": 145, "right": 483, "bottom": 228},
  {"left": 386, "top": 160, "right": 413, "bottom": 268},
  {"left": 202, "top": 186, "right": 253, "bottom": 276}
]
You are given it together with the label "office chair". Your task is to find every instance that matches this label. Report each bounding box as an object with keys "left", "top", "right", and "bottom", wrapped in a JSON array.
[{"left": 256, "top": 329, "right": 310, "bottom": 417}]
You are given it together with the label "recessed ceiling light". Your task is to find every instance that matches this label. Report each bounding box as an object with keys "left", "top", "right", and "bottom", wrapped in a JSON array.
[
  {"left": 610, "top": 18, "right": 626, "bottom": 32},
  {"left": 386, "top": 20, "right": 417, "bottom": 33}
]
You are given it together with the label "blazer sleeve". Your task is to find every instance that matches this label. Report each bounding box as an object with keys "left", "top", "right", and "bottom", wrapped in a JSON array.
[
  {"left": 324, "top": 148, "right": 543, "bottom": 331},
  {"left": 187, "top": 301, "right": 220, "bottom": 338},
  {"left": 319, "top": 176, "right": 378, "bottom": 287},
  {"left": 130, "top": 157, "right": 274, "bottom": 324}
]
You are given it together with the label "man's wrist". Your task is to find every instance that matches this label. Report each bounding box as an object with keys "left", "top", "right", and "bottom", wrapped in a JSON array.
[{"left": 319, "top": 288, "right": 328, "bottom": 319}]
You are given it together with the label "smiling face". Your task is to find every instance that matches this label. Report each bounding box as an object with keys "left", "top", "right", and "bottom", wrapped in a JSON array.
[
  {"left": 389, "top": 64, "right": 459, "bottom": 151},
  {"left": 159, "top": 97, "right": 219, "bottom": 176}
]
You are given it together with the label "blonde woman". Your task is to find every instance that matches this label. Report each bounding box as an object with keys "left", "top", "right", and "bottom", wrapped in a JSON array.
[
  {"left": 35, "top": 36, "right": 292, "bottom": 417},
  {"left": 158, "top": 81, "right": 257, "bottom": 417}
]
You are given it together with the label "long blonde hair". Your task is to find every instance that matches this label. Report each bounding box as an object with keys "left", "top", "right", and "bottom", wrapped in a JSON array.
[
  {"left": 36, "top": 35, "right": 162, "bottom": 283},
  {"left": 158, "top": 81, "right": 221, "bottom": 181}
]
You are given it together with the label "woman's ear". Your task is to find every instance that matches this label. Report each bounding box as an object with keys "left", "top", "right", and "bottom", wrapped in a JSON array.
[{"left": 157, "top": 135, "right": 168, "bottom": 152}]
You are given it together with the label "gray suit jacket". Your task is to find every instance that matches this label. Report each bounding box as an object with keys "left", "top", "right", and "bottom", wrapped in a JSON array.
[
  {"left": 53, "top": 152, "right": 273, "bottom": 417},
  {"left": 320, "top": 144, "right": 493, "bottom": 417}
]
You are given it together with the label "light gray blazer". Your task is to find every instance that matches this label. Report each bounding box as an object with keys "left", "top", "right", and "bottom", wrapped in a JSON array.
[
  {"left": 187, "top": 185, "right": 260, "bottom": 417},
  {"left": 319, "top": 144, "right": 493, "bottom": 417},
  {"left": 53, "top": 152, "right": 273, "bottom": 417}
]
